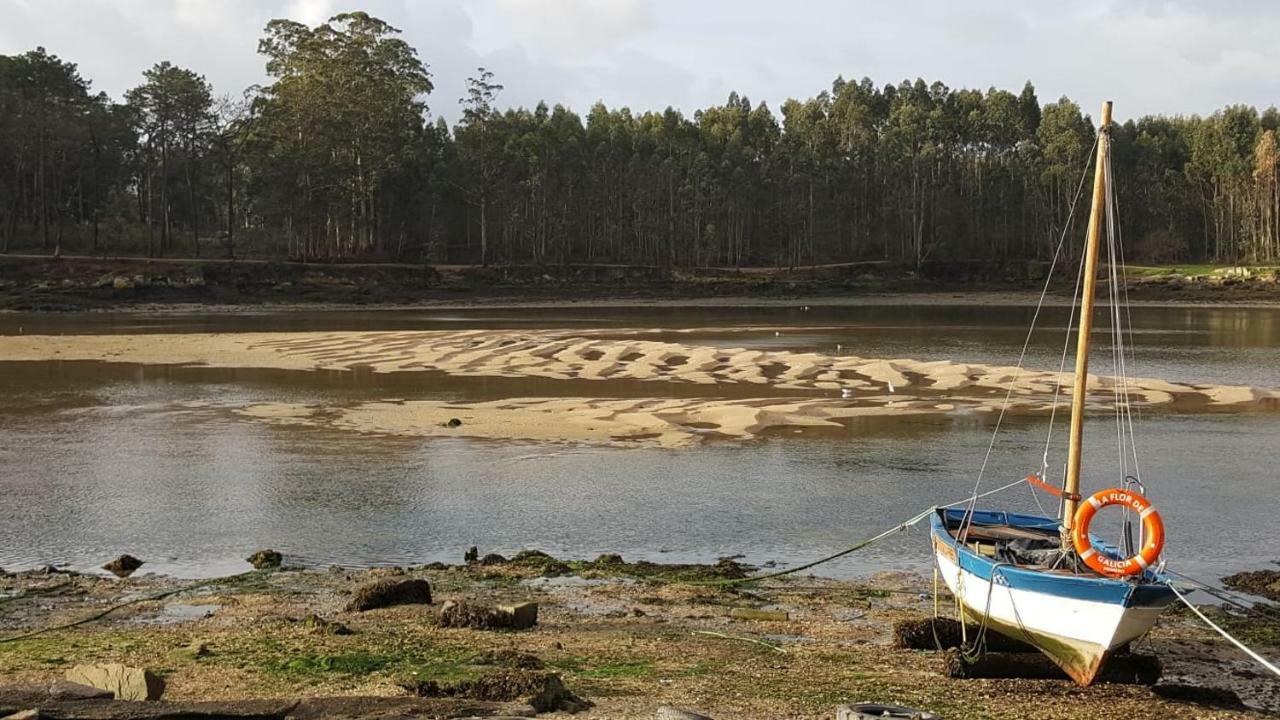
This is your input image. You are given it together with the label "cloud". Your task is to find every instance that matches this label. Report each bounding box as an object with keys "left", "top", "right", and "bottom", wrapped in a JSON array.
[
  {"left": 287, "top": 0, "right": 336, "bottom": 27},
  {"left": 485, "top": 0, "right": 651, "bottom": 58},
  {"left": 0, "top": 0, "right": 1276, "bottom": 124}
]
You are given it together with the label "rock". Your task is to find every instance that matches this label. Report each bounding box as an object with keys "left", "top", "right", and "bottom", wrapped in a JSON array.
[
  {"left": 172, "top": 640, "right": 210, "bottom": 660},
  {"left": 245, "top": 549, "right": 283, "bottom": 570},
  {"left": 837, "top": 705, "right": 940, "bottom": 720},
  {"left": 111, "top": 275, "right": 133, "bottom": 290},
  {"left": 479, "top": 553, "right": 508, "bottom": 566},
  {"left": 101, "top": 554, "right": 143, "bottom": 578},
  {"left": 300, "top": 613, "right": 353, "bottom": 635},
  {"left": 657, "top": 706, "right": 715, "bottom": 720},
  {"left": 509, "top": 550, "right": 571, "bottom": 577},
  {"left": 3, "top": 710, "right": 41, "bottom": 720},
  {"left": 510, "top": 549, "right": 555, "bottom": 565},
  {"left": 1221, "top": 569, "right": 1280, "bottom": 602},
  {"left": 498, "top": 602, "right": 538, "bottom": 629},
  {"left": 346, "top": 578, "right": 432, "bottom": 612},
  {"left": 64, "top": 663, "right": 164, "bottom": 701},
  {"left": 47, "top": 680, "right": 113, "bottom": 700},
  {"left": 593, "top": 553, "right": 624, "bottom": 566},
  {"left": 438, "top": 600, "right": 507, "bottom": 630},
  {"left": 438, "top": 600, "right": 536, "bottom": 630},
  {"left": 444, "top": 417, "right": 463, "bottom": 428},
  {"left": 470, "top": 649, "right": 544, "bottom": 670},
  {"left": 407, "top": 670, "right": 589, "bottom": 713},
  {"left": 728, "top": 607, "right": 789, "bottom": 622}
]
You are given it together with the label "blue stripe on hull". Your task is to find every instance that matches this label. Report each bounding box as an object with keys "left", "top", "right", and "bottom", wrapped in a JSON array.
[{"left": 931, "top": 508, "right": 1176, "bottom": 609}]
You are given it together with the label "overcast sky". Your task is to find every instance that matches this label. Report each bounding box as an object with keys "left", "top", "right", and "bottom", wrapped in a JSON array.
[{"left": 2, "top": 0, "right": 1278, "bottom": 123}]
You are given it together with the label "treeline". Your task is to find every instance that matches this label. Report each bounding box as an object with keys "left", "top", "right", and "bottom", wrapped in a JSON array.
[{"left": 2, "top": 11, "right": 1280, "bottom": 267}]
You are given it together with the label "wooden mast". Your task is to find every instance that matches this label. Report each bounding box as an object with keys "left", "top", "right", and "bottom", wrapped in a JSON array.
[{"left": 1062, "top": 100, "right": 1112, "bottom": 546}]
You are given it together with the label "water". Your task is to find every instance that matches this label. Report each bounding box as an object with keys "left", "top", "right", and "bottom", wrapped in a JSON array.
[{"left": 1, "top": 302, "right": 1278, "bottom": 580}]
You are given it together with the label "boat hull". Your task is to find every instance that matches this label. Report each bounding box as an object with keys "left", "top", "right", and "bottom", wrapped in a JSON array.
[{"left": 930, "top": 509, "right": 1176, "bottom": 685}]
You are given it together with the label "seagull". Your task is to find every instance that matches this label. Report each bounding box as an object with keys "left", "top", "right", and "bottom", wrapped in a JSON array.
[
  {"left": 774, "top": 331, "right": 780, "bottom": 336},
  {"left": 841, "top": 388, "right": 853, "bottom": 398},
  {"left": 887, "top": 381, "right": 895, "bottom": 393}
]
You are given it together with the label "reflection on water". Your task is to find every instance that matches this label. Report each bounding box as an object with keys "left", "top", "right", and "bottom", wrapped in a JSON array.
[{"left": 1, "top": 303, "right": 1279, "bottom": 579}]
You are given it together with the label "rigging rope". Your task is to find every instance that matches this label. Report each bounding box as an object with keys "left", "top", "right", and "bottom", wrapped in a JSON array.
[{"left": 958, "top": 134, "right": 1099, "bottom": 543}]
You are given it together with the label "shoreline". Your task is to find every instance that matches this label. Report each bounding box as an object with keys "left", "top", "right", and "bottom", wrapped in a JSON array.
[
  {"left": 1, "top": 557, "right": 1275, "bottom": 718},
  {"left": 11, "top": 290, "right": 1280, "bottom": 315},
  {"left": 7, "top": 254, "right": 1280, "bottom": 313}
]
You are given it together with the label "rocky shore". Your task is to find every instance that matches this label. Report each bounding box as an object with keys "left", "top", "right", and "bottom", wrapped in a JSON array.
[
  {"left": 5, "top": 255, "right": 1280, "bottom": 312},
  {"left": 1, "top": 555, "right": 1276, "bottom": 719}
]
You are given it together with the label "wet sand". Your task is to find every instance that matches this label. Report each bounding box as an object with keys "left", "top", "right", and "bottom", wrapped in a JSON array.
[{"left": 3, "top": 329, "right": 1278, "bottom": 446}]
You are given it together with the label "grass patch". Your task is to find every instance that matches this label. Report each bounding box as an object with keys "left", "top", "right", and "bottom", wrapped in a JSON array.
[{"left": 678, "top": 660, "right": 716, "bottom": 677}]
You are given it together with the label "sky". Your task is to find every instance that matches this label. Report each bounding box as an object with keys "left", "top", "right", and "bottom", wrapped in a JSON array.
[{"left": 2, "top": 0, "right": 1279, "bottom": 124}]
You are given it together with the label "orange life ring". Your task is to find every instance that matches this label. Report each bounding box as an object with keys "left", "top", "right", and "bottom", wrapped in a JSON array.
[{"left": 1072, "top": 488, "right": 1165, "bottom": 578}]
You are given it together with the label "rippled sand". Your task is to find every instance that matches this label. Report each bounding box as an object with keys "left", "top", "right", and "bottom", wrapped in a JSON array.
[
  {"left": 4, "top": 329, "right": 1277, "bottom": 446},
  {"left": 235, "top": 396, "right": 978, "bottom": 448}
]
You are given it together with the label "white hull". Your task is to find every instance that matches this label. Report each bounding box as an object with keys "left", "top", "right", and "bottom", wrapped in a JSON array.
[{"left": 934, "top": 546, "right": 1166, "bottom": 684}]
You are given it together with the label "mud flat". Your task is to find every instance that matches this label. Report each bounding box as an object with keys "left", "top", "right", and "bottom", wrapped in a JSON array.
[
  {"left": 3, "top": 329, "right": 1278, "bottom": 446},
  {"left": 0, "top": 559, "right": 1275, "bottom": 719}
]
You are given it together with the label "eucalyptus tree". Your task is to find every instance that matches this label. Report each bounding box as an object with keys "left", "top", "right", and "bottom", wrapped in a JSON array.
[
  {"left": 249, "top": 11, "right": 432, "bottom": 259},
  {"left": 455, "top": 67, "right": 503, "bottom": 264}
]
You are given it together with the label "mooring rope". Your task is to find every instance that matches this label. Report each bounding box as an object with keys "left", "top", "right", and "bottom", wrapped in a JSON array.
[
  {"left": 0, "top": 570, "right": 268, "bottom": 645},
  {"left": 1166, "top": 580, "right": 1280, "bottom": 678},
  {"left": 691, "top": 476, "right": 1032, "bottom": 587}
]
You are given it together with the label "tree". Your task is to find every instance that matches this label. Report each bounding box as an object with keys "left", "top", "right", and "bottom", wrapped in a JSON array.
[
  {"left": 455, "top": 67, "right": 503, "bottom": 265},
  {"left": 126, "top": 62, "right": 213, "bottom": 255},
  {"left": 0, "top": 47, "right": 132, "bottom": 255},
  {"left": 248, "top": 11, "right": 432, "bottom": 259},
  {"left": 7, "top": 17, "right": 1280, "bottom": 268}
]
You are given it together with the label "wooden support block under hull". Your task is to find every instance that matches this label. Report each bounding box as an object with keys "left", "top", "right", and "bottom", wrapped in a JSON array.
[
  {"left": 893, "top": 617, "right": 1038, "bottom": 653},
  {"left": 945, "top": 650, "right": 1162, "bottom": 685}
]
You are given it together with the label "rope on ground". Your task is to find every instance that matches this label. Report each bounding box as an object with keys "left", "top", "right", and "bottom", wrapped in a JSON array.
[
  {"left": 1164, "top": 568, "right": 1280, "bottom": 620},
  {"left": 0, "top": 570, "right": 268, "bottom": 645},
  {"left": 687, "top": 477, "right": 1031, "bottom": 587},
  {"left": 691, "top": 630, "right": 787, "bottom": 654},
  {"left": 1166, "top": 580, "right": 1280, "bottom": 678}
]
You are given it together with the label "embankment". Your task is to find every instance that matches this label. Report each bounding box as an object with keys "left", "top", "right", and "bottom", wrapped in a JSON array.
[{"left": 5, "top": 254, "right": 1280, "bottom": 310}]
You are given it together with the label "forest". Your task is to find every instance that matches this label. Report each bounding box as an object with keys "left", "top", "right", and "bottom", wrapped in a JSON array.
[{"left": 2, "top": 11, "right": 1279, "bottom": 268}]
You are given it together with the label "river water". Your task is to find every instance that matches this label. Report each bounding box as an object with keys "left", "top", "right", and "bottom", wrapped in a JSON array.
[{"left": 1, "top": 302, "right": 1278, "bottom": 580}]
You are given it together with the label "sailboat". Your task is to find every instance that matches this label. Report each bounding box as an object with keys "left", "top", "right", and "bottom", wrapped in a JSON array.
[{"left": 929, "top": 101, "right": 1178, "bottom": 686}]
